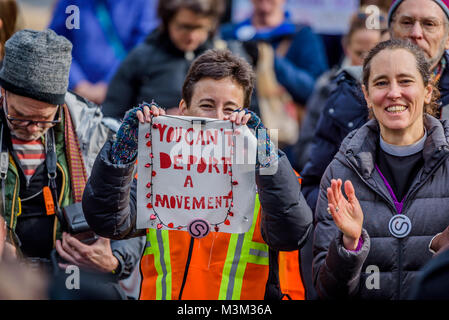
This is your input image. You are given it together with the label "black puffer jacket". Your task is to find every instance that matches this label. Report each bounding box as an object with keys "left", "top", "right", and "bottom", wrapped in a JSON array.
[{"left": 313, "top": 115, "right": 449, "bottom": 299}]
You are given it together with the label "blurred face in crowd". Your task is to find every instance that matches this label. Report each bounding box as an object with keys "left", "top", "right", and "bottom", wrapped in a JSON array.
[
  {"left": 251, "top": 0, "right": 285, "bottom": 15},
  {"left": 2, "top": 89, "right": 60, "bottom": 141},
  {"left": 179, "top": 77, "right": 244, "bottom": 120},
  {"left": 390, "top": 0, "right": 449, "bottom": 70},
  {"left": 168, "top": 8, "right": 214, "bottom": 52},
  {"left": 362, "top": 49, "right": 432, "bottom": 145},
  {"left": 345, "top": 28, "right": 382, "bottom": 66},
  {"left": 251, "top": 0, "right": 285, "bottom": 26}
]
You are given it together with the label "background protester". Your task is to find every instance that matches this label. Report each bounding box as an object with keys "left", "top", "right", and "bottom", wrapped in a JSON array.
[
  {"left": 102, "top": 0, "right": 247, "bottom": 119},
  {"left": 313, "top": 39, "right": 449, "bottom": 299},
  {"left": 221, "top": 0, "right": 328, "bottom": 107},
  {"left": 221, "top": 0, "right": 328, "bottom": 149},
  {"left": 291, "top": 8, "right": 387, "bottom": 173},
  {"left": 49, "top": 0, "right": 159, "bottom": 104}
]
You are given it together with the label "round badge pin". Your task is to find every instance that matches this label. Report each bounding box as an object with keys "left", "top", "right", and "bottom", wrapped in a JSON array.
[
  {"left": 388, "top": 215, "right": 412, "bottom": 238},
  {"left": 187, "top": 219, "right": 210, "bottom": 239}
]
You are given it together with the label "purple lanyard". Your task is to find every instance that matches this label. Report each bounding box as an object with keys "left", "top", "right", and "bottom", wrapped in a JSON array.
[{"left": 374, "top": 164, "right": 405, "bottom": 214}]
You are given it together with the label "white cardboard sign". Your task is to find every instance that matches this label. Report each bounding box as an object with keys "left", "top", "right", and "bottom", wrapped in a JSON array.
[{"left": 136, "top": 115, "right": 257, "bottom": 235}]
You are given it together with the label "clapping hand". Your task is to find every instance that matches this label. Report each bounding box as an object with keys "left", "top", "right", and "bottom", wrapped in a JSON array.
[{"left": 327, "top": 179, "right": 364, "bottom": 250}]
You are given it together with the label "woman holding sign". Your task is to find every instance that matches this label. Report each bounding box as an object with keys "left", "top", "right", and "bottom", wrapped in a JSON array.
[
  {"left": 83, "top": 49, "right": 313, "bottom": 300},
  {"left": 313, "top": 39, "right": 449, "bottom": 299}
]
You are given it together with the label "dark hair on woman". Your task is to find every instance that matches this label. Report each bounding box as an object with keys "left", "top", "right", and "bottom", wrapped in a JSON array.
[
  {"left": 0, "top": 0, "right": 18, "bottom": 60},
  {"left": 157, "top": 0, "right": 225, "bottom": 36},
  {"left": 182, "top": 49, "right": 255, "bottom": 108},
  {"left": 363, "top": 39, "right": 440, "bottom": 117}
]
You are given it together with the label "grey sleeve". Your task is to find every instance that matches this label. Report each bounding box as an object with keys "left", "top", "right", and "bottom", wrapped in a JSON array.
[
  {"left": 312, "top": 166, "right": 370, "bottom": 299},
  {"left": 257, "top": 150, "right": 313, "bottom": 251},
  {"left": 110, "top": 236, "right": 145, "bottom": 280}
]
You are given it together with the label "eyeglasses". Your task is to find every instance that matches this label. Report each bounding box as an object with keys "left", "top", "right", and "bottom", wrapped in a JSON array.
[
  {"left": 393, "top": 17, "right": 448, "bottom": 34},
  {"left": 2, "top": 93, "right": 62, "bottom": 128},
  {"left": 172, "top": 20, "right": 212, "bottom": 34}
]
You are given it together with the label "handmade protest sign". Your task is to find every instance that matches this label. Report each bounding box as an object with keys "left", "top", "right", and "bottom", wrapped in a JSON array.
[{"left": 136, "top": 115, "right": 257, "bottom": 236}]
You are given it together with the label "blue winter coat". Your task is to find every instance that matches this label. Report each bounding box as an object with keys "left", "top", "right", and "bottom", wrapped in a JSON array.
[
  {"left": 221, "top": 16, "right": 328, "bottom": 105},
  {"left": 48, "top": 0, "right": 158, "bottom": 89}
]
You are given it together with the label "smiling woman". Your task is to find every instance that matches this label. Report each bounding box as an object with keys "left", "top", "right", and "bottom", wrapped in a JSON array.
[
  {"left": 361, "top": 39, "right": 439, "bottom": 145},
  {"left": 312, "top": 39, "right": 449, "bottom": 299}
]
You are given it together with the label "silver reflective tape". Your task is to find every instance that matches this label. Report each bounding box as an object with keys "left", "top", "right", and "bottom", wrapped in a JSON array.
[
  {"left": 156, "top": 230, "right": 168, "bottom": 300},
  {"left": 249, "top": 248, "right": 268, "bottom": 258},
  {"left": 226, "top": 233, "right": 245, "bottom": 300}
]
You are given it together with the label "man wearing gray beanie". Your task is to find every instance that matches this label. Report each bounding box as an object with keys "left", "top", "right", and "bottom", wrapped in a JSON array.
[
  {"left": 299, "top": 0, "right": 449, "bottom": 299},
  {"left": 0, "top": 29, "right": 144, "bottom": 299}
]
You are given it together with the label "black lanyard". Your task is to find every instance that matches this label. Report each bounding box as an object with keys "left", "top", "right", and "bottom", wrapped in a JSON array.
[
  {"left": 0, "top": 124, "right": 8, "bottom": 216},
  {"left": 45, "top": 127, "right": 60, "bottom": 213}
]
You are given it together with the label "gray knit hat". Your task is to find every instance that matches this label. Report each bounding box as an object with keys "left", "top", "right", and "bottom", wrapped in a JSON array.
[{"left": 0, "top": 29, "right": 72, "bottom": 105}]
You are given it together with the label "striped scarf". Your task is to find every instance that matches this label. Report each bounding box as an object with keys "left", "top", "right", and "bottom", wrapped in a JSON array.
[
  {"left": 432, "top": 55, "right": 447, "bottom": 84},
  {"left": 63, "top": 105, "right": 87, "bottom": 202}
]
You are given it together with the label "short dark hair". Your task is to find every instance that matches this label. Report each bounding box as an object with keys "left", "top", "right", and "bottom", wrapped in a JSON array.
[
  {"left": 363, "top": 39, "right": 439, "bottom": 117},
  {"left": 182, "top": 49, "right": 255, "bottom": 109},
  {"left": 157, "top": 0, "right": 225, "bottom": 36}
]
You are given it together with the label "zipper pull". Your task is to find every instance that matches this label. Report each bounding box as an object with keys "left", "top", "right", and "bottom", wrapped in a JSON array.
[{"left": 0, "top": 151, "right": 8, "bottom": 180}]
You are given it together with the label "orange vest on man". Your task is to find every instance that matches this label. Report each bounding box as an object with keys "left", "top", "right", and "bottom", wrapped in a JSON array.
[{"left": 139, "top": 195, "right": 305, "bottom": 300}]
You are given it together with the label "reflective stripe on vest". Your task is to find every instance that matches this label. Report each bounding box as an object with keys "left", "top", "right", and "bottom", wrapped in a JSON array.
[
  {"left": 145, "top": 229, "right": 172, "bottom": 300},
  {"left": 218, "top": 197, "right": 268, "bottom": 299},
  {"left": 143, "top": 194, "right": 268, "bottom": 300}
]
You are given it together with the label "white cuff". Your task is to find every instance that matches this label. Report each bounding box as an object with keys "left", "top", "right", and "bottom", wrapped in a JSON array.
[{"left": 428, "top": 232, "right": 442, "bottom": 254}]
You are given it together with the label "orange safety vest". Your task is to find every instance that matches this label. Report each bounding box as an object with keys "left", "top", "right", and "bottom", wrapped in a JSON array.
[{"left": 139, "top": 194, "right": 305, "bottom": 300}]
